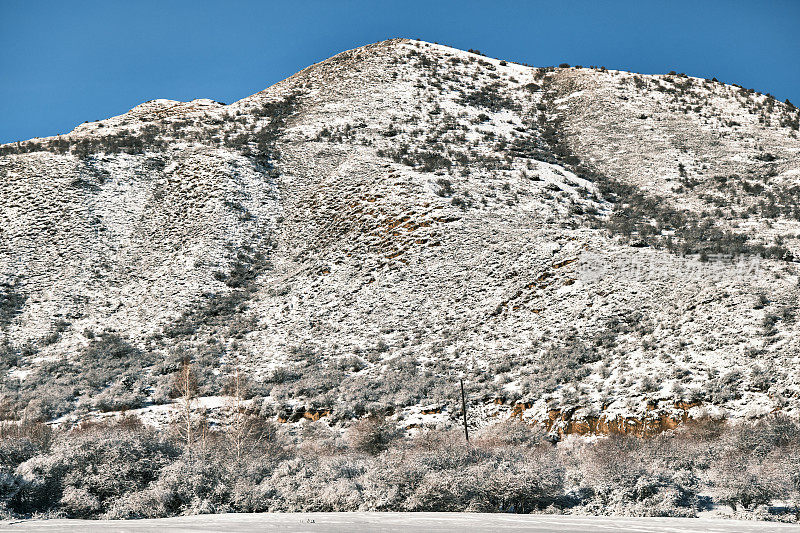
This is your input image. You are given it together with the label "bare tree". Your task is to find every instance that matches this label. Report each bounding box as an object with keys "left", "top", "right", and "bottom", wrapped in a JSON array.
[
  {"left": 175, "top": 358, "right": 199, "bottom": 450},
  {"left": 227, "top": 366, "right": 248, "bottom": 460},
  {"left": 224, "top": 365, "right": 271, "bottom": 460}
]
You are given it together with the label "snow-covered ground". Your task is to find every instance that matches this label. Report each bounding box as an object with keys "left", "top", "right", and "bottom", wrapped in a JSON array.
[{"left": 2, "top": 513, "right": 798, "bottom": 532}]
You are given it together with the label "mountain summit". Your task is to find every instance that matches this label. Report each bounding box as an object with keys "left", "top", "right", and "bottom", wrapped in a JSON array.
[{"left": 2, "top": 39, "right": 800, "bottom": 434}]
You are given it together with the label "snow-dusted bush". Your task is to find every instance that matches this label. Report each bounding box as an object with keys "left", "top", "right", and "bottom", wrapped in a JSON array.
[
  {"left": 4, "top": 333, "right": 159, "bottom": 422},
  {"left": 709, "top": 451, "right": 788, "bottom": 512},
  {"left": 0, "top": 436, "right": 41, "bottom": 470},
  {"left": 707, "top": 416, "right": 800, "bottom": 512},
  {"left": 1, "top": 415, "right": 800, "bottom": 519},
  {"left": 477, "top": 418, "right": 546, "bottom": 446},
  {"left": 395, "top": 431, "right": 564, "bottom": 513},
  {"left": 347, "top": 414, "right": 402, "bottom": 454},
  {"left": 13, "top": 422, "right": 179, "bottom": 517},
  {"left": 119, "top": 455, "right": 231, "bottom": 517},
  {"left": 575, "top": 435, "right": 700, "bottom": 517}
]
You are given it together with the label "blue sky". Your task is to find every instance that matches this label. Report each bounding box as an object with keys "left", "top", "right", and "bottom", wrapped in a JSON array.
[{"left": 1, "top": 0, "right": 798, "bottom": 144}]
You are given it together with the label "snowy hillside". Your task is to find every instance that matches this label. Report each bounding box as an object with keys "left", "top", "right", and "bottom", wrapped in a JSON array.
[{"left": 1, "top": 38, "right": 800, "bottom": 436}]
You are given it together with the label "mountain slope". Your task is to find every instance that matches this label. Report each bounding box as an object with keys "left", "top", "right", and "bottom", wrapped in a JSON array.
[{"left": 1, "top": 39, "right": 800, "bottom": 435}]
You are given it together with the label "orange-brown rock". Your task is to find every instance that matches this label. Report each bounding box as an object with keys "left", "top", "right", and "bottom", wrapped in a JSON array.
[{"left": 534, "top": 402, "right": 701, "bottom": 437}]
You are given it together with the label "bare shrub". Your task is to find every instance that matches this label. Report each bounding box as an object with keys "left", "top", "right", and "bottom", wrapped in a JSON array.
[{"left": 348, "top": 414, "right": 402, "bottom": 455}]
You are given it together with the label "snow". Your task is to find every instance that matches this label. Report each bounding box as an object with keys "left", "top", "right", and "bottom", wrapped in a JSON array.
[
  {"left": 1, "top": 513, "right": 797, "bottom": 532},
  {"left": 553, "top": 91, "right": 585, "bottom": 104}
]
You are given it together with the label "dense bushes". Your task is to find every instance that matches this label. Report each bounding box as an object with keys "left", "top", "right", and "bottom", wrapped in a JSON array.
[
  {"left": 0, "top": 280, "right": 26, "bottom": 329},
  {"left": 596, "top": 177, "right": 796, "bottom": 260},
  {"left": 459, "top": 83, "right": 519, "bottom": 113},
  {"left": 0, "top": 416, "right": 799, "bottom": 520},
  {"left": 0, "top": 93, "right": 299, "bottom": 161},
  {"left": 13, "top": 424, "right": 180, "bottom": 516},
  {"left": 574, "top": 434, "right": 701, "bottom": 516},
  {"left": 0, "top": 334, "right": 158, "bottom": 422},
  {"left": 164, "top": 244, "right": 273, "bottom": 340},
  {"left": 536, "top": 86, "right": 796, "bottom": 261}
]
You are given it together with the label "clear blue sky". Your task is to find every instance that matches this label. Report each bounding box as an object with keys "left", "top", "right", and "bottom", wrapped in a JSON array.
[{"left": 1, "top": 0, "right": 798, "bottom": 144}]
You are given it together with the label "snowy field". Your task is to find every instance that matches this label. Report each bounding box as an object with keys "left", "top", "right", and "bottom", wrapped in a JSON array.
[{"left": 1, "top": 513, "right": 799, "bottom": 533}]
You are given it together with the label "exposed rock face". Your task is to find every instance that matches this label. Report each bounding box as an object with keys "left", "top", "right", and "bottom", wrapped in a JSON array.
[{"left": 1, "top": 39, "right": 800, "bottom": 434}]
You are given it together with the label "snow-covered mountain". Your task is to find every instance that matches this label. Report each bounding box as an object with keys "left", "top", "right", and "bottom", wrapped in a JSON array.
[{"left": 2, "top": 38, "right": 800, "bottom": 435}]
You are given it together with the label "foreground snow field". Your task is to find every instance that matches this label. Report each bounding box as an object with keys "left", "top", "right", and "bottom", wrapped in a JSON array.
[{"left": 1, "top": 513, "right": 799, "bottom": 533}]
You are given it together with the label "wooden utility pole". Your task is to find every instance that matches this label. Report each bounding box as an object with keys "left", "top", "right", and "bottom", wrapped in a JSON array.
[{"left": 460, "top": 378, "right": 469, "bottom": 443}]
